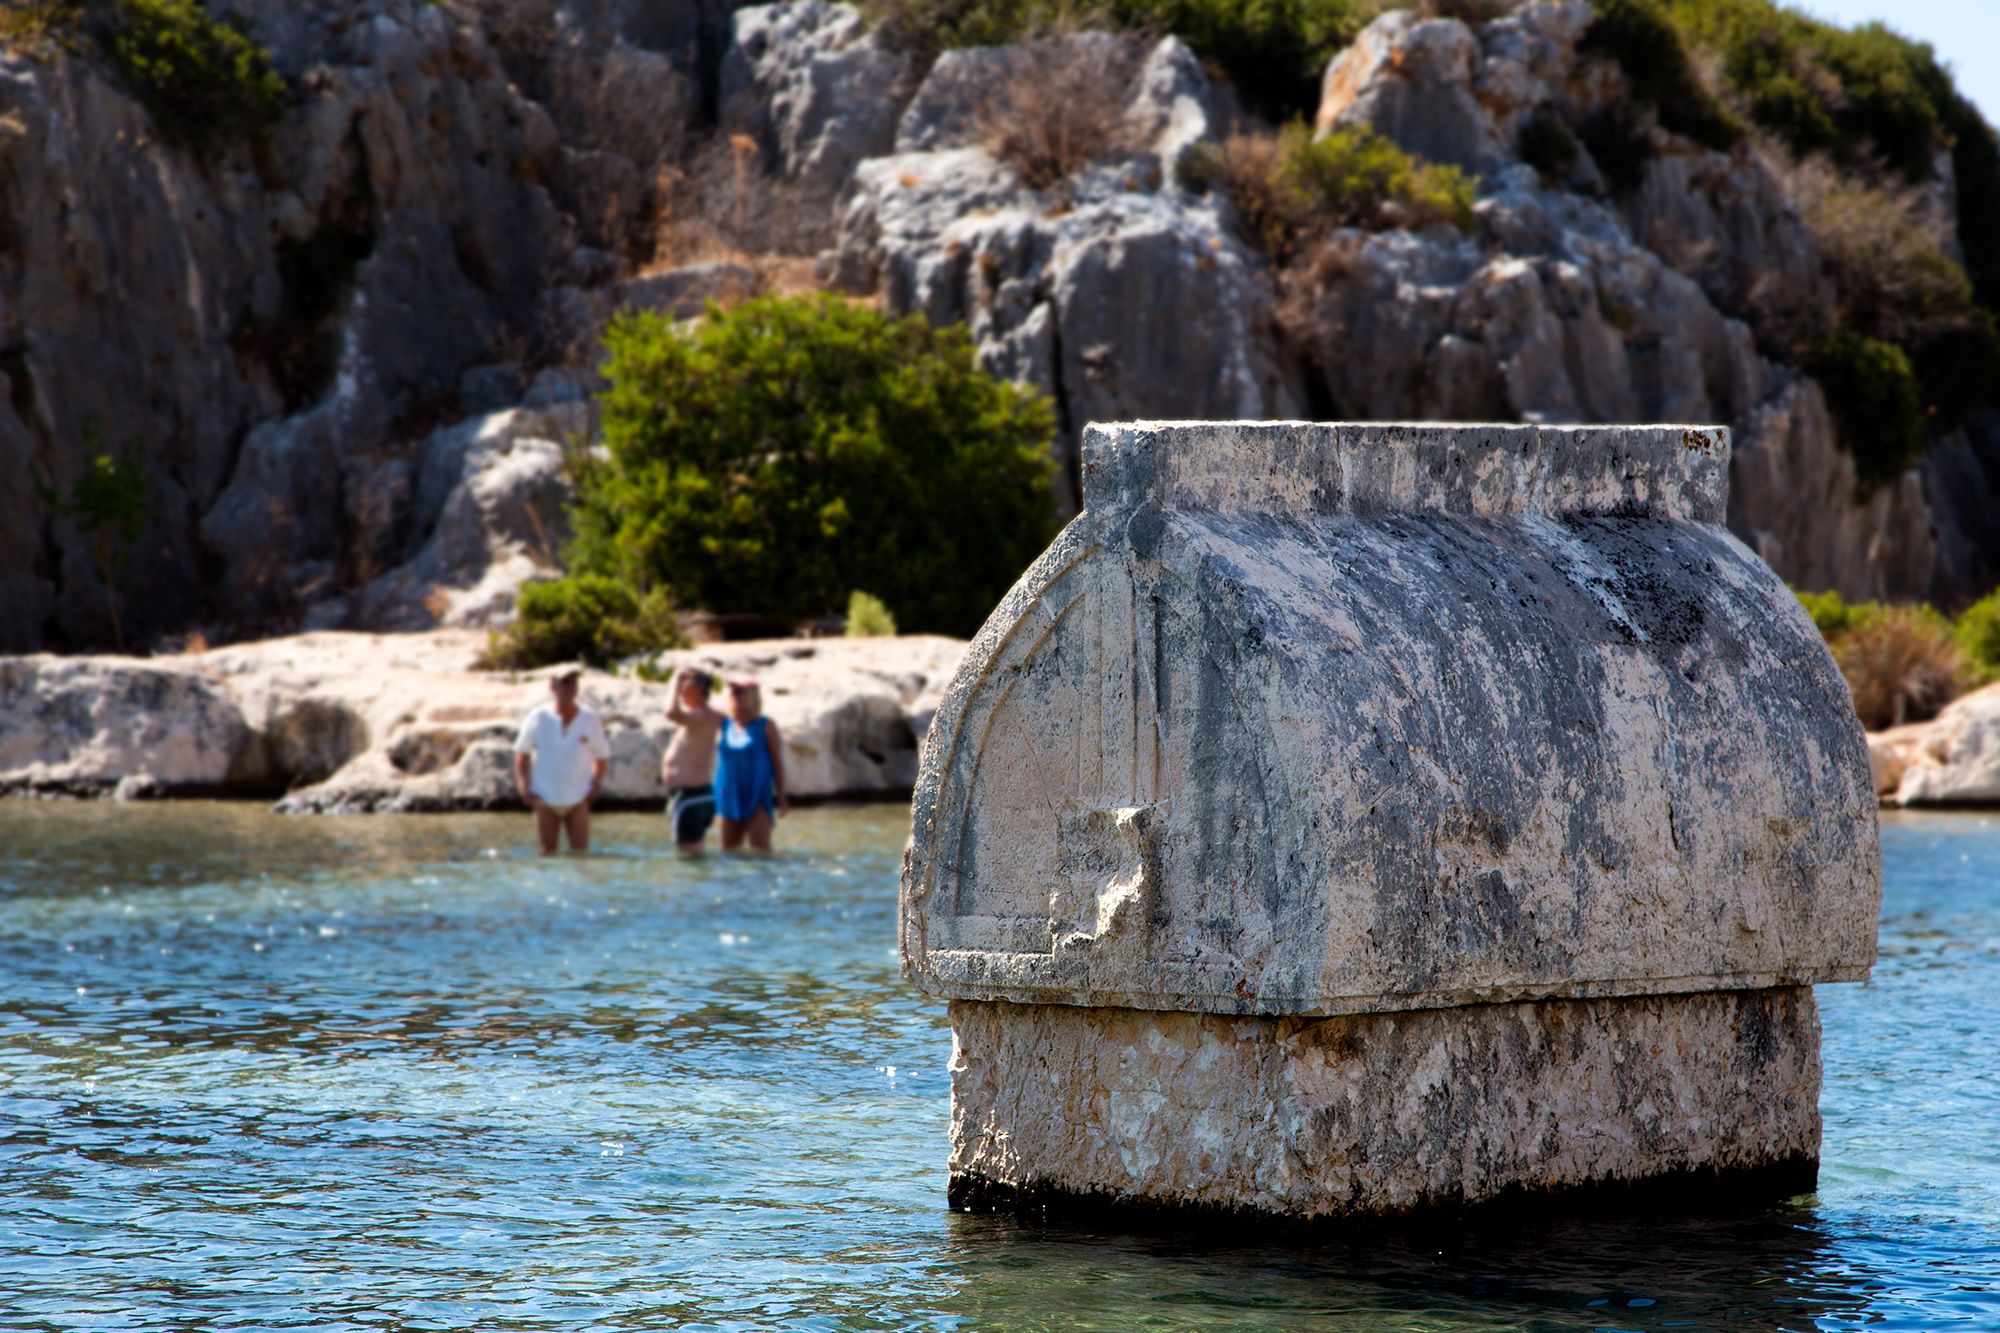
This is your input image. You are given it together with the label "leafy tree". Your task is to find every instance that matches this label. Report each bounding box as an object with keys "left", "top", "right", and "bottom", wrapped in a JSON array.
[
  {"left": 37, "top": 435, "right": 153, "bottom": 650},
  {"left": 567, "top": 295, "right": 1056, "bottom": 639}
]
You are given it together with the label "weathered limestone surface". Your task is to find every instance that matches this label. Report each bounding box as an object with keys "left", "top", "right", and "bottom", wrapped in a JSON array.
[
  {"left": 0, "top": 630, "right": 964, "bottom": 810},
  {"left": 902, "top": 420, "right": 1880, "bottom": 1221},
  {"left": 904, "top": 422, "right": 1881, "bottom": 1019},
  {"left": 1883, "top": 682, "right": 2000, "bottom": 806},
  {"left": 950, "top": 988, "right": 1822, "bottom": 1218}
]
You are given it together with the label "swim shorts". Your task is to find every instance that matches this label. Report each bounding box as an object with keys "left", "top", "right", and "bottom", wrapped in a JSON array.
[{"left": 669, "top": 786, "right": 716, "bottom": 845}]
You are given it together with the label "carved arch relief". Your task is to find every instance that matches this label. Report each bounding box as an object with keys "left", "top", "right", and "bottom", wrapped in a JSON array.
[{"left": 917, "top": 537, "right": 1305, "bottom": 1006}]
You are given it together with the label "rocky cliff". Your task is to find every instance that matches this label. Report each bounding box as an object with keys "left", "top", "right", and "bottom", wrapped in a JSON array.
[{"left": 4, "top": 0, "right": 1997, "bottom": 653}]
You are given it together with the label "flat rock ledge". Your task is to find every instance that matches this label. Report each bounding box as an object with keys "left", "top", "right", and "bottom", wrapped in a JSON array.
[
  {"left": 1868, "top": 682, "right": 2000, "bottom": 806},
  {"left": 0, "top": 630, "right": 966, "bottom": 812},
  {"left": 948, "top": 989, "right": 1823, "bottom": 1224}
]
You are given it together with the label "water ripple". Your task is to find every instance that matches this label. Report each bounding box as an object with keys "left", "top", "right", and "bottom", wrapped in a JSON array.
[{"left": 0, "top": 802, "right": 1994, "bottom": 1331}]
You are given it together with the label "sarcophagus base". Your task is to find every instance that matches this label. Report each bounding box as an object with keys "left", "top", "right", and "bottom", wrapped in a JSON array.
[{"left": 947, "top": 988, "right": 1821, "bottom": 1222}]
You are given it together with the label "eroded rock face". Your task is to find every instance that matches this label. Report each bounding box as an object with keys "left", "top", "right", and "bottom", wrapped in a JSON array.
[
  {"left": 0, "top": 0, "right": 693, "bottom": 649},
  {"left": 0, "top": 658, "right": 249, "bottom": 796},
  {"left": 902, "top": 420, "right": 1881, "bottom": 1219},
  {"left": 720, "top": 1, "right": 910, "bottom": 191},
  {"left": 830, "top": 34, "right": 1302, "bottom": 508},
  {"left": 950, "top": 989, "right": 1822, "bottom": 1219},
  {"left": 1300, "top": 4, "right": 1955, "bottom": 604},
  {"left": 0, "top": 630, "right": 965, "bottom": 809},
  {"left": 329, "top": 405, "right": 586, "bottom": 632}
]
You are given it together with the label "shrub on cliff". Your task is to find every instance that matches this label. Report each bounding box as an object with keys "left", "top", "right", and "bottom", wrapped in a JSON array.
[
  {"left": 1188, "top": 122, "right": 1475, "bottom": 258},
  {"left": 845, "top": 591, "right": 898, "bottom": 638},
  {"left": 974, "top": 33, "right": 1142, "bottom": 190},
  {"left": 2, "top": 0, "right": 288, "bottom": 149},
  {"left": 1578, "top": 0, "right": 1745, "bottom": 154},
  {"left": 1809, "top": 330, "right": 1925, "bottom": 493},
  {"left": 1643, "top": 0, "right": 2000, "bottom": 314},
  {"left": 101, "top": 0, "right": 288, "bottom": 148},
  {"left": 1793, "top": 586, "right": 2000, "bottom": 722},
  {"left": 564, "top": 295, "right": 1057, "bottom": 639}
]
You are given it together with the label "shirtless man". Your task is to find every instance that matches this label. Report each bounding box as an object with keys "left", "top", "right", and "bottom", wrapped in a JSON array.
[
  {"left": 661, "top": 668, "right": 724, "bottom": 854},
  {"left": 513, "top": 668, "right": 611, "bottom": 855}
]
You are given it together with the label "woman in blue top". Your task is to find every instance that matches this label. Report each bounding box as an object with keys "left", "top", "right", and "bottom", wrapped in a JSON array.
[{"left": 715, "top": 678, "right": 788, "bottom": 852}]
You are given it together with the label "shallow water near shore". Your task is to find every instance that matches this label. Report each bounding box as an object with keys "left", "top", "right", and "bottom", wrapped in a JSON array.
[{"left": 0, "top": 802, "right": 1994, "bottom": 1332}]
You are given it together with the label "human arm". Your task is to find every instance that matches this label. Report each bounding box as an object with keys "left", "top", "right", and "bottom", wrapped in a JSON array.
[
  {"left": 765, "top": 719, "right": 789, "bottom": 817},
  {"left": 513, "top": 715, "right": 538, "bottom": 806},
  {"left": 666, "top": 673, "right": 694, "bottom": 726},
  {"left": 584, "top": 715, "right": 612, "bottom": 806}
]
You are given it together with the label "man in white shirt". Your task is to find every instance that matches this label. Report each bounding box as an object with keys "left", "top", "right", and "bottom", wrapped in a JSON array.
[{"left": 513, "top": 667, "right": 612, "bottom": 855}]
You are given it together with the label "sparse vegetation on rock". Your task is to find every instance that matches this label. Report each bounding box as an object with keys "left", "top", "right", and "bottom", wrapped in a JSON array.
[
  {"left": 1188, "top": 122, "right": 1474, "bottom": 259},
  {"left": 5, "top": 0, "right": 289, "bottom": 149}
]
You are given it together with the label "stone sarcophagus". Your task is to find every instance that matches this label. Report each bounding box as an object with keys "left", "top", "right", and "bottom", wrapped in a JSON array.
[{"left": 901, "top": 421, "right": 1881, "bottom": 1221}]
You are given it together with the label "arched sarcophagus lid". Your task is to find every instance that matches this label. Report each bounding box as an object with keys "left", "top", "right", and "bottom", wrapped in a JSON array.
[{"left": 901, "top": 421, "right": 1881, "bottom": 1018}]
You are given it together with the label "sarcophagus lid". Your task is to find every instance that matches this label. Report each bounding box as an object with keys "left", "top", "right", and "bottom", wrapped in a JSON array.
[{"left": 902, "top": 422, "right": 1880, "bottom": 1018}]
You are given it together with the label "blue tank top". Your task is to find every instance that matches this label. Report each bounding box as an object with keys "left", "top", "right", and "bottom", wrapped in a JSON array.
[{"left": 715, "top": 717, "right": 775, "bottom": 820}]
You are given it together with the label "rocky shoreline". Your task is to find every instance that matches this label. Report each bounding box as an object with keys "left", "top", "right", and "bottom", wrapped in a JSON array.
[
  {"left": 0, "top": 630, "right": 965, "bottom": 813},
  {"left": 4, "top": 626, "right": 1997, "bottom": 813},
  {"left": 1868, "top": 683, "right": 2000, "bottom": 808}
]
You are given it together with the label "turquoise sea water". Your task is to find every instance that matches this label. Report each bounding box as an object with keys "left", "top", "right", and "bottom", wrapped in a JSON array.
[{"left": 0, "top": 802, "right": 1994, "bottom": 1332}]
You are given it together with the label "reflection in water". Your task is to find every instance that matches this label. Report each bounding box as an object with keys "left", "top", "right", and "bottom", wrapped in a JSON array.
[{"left": 0, "top": 802, "right": 1994, "bottom": 1331}]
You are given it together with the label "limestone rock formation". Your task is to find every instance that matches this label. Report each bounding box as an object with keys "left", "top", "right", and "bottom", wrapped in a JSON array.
[
  {"left": 720, "top": 0, "right": 910, "bottom": 191},
  {"left": 1301, "top": 4, "right": 1946, "bottom": 603},
  {"left": 330, "top": 405, "right": 587, "bottom": 632},
  {"left": 903, "top": 420, "right": 1882, "bottom": 1219},
  {"left": 830, "top": 33, "right": 1302, "bottom": 507},
  {"left": 1881, "top": 682, "right": 2000, "bottom": 806},
  {"left": 0, "top": 630, "right": 966, "bottom": 810},
  {"left": 0, "top": 0, "right": 698, "bottom": 650}
]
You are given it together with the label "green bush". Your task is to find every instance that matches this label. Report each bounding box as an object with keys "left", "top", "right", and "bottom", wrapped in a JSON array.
[
  {"left": 845, "top": 590, "right": 898, "bottom": 637},
  {"left": 101, "top": 0, "right": 288, "bottom": 148},
  {"left": 567, "top": 294, "right": 1056, "bottom": 638},
  {"left": 1809, "top": 329, "right": 1925, "bottom": 491},
  {"left": 1578, "top": 0, "right": 1744, "bottom": 157},
  {"left": 484, "top": 575, "right": 685, "bottom": 670},
  {"left": 0, "top": 0, "right": 83, "bottom": 50},
  {"left": 1794, "top": 587, "right": 1878, "bottom": 642},
  {"left": 863, "top": 0, "right": 1364, "bottom": 121},
  {"left": 1189, "top": 122, "right": 1475, "bottom": 256},
  {"left": 1648, "top": 0, "right": 2000, "bottom": 314},
  {"left": 1283, "top": 124, "right": 1477, "bottom": 231},
  {"left": 1955, "top": 588, "right": 2000, "bottom": 681}
]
